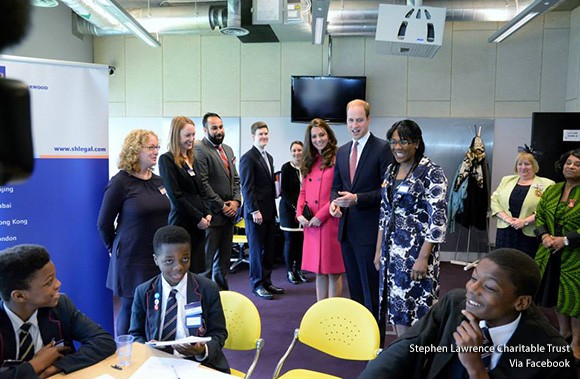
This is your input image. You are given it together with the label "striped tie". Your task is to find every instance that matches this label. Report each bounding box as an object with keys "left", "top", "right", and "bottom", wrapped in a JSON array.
[
  {"left": 480, "top": 326, "right": 493, "bottom": 371},
  {"left": 216, "top": 145, "right": 230, "bottom": 174},
  {"left": 19, "top": 323, "right": 35, "bottom": 361},
  {"left": 161, "top": 289, "right": 178, "bottom": 342}
]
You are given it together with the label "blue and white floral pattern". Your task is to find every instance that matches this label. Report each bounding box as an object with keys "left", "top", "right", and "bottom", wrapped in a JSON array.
[{"left": 379, "top": 156, "right": 448, "bottom": 326}]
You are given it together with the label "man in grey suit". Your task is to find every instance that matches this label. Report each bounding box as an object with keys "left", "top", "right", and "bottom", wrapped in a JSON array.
[{"left": 194, "top": 112, "right": 241, "bottom": 290}]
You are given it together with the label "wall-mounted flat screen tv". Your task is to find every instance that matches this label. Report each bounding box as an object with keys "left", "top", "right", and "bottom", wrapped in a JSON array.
[{"left": 291, "top": 76, "right": 367, "bottom": 123}]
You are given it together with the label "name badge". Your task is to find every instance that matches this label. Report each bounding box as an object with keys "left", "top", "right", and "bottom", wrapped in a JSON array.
[
  {"left": 398, "top": 184, "right": 410, "bottom": 194},
  {"left": 158, "top": 185, "right": 167, "bottom": 195},
  {"left": 185, "top": 301, "right": 202, "bottom": 328},
  {"left": 188, "top": 168, "right": 195, "bottom": 177}
]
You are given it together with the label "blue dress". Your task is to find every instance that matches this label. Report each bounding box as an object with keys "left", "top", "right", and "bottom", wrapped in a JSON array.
[{"left": 378, "top": 156, "right": 448, "bottom": 326}]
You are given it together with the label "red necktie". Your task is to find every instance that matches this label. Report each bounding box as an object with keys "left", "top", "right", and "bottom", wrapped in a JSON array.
[
  {"left": 216, "top": 145, "right": 230, "bottom": 174},
  {"left": 349, "top": 141, "right": 358, "bottom": 184}
]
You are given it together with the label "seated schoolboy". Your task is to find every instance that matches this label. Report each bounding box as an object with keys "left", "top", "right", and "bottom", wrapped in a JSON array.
[
  {"left": 129, "top": 225, "right": 230, "bottom": 373},
  {"left": 359, "top": 248, "right": 575, "bottom": 379},
  {"left": 0, "top": 244, "right": 116, "bottom": 379}
]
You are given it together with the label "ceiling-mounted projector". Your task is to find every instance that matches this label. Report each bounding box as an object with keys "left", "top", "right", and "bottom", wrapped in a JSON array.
[{"left": 375, "top": 3, "right": 446, "bottom": 58}]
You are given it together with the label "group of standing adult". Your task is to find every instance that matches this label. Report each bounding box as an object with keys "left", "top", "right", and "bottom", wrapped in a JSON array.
[
  {"left": 97, "top": 113, "right": 240, "bottom": 335},
  {"left": 492, "top": 147, "right": 580, "bottom": 363},
  {"left": 279, "top": 100, "right": 449, "bottom": 343},
  {"left": 95, "top": 98, "right": 579, "bottom": 366}
]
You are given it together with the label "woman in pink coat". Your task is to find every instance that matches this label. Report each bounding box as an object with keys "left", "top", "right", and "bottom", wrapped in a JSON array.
[{"left": 297, "top": 118, "right": 345, "bottom": 301}]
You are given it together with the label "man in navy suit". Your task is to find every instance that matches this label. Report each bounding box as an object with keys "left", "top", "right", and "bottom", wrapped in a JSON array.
[
  {"left": 330, "top": 100, "right": 393, "bottom": 318},
  {"left": 239, "top": 122, "right": 284, "bottom": 300}
]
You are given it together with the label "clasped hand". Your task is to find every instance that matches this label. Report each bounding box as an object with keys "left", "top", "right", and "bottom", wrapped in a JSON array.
[{"left": 297, "top": 215, "right": 321, "bottom": 227}]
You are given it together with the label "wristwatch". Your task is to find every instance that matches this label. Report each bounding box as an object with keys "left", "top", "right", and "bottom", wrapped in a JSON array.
[
  {"left": 563, "top": 236, "right": 569, "bottom": 246},
  {"left": 523, "top": 220, "right": 529, "bottom": 226}
]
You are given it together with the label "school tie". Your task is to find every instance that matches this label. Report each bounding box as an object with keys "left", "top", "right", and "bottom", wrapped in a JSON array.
[
  {"left": 349, "top": 141, "right": 359, "bottom": 184},
  {"left": 216, "top": 145, "right": 230, "bottom": 174},
  {"left": 161, "top": 289, "right": 178, "bottom": 342},
  {"left": 18, "top": 323, "right": 35, "bottom": 361},
  {"left": 480, "top": 326, "right": 494, "bottom": 371}
]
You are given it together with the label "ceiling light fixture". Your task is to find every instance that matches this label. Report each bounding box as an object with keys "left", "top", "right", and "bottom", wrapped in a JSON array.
[
  {"left": 488, "top": 0, "right": 559, "bottom": 43},
  {"left": 311, "top": 0, "right": 330, "bottom": 45},
  {"left": 94, "top": 0, "right": 160, "bottom": 47}
]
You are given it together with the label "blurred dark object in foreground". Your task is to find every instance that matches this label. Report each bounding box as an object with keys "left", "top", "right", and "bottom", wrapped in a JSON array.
[
  {"left": 0, "top": 79, "right": 33, "bottom": 185},
  {"left": 0, "top": 0, "right": 33, "bottom": 186}
]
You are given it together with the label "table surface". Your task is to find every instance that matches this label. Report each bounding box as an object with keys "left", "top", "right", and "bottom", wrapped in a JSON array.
[{"left": 51, "top": 342, "right": 234, "bottom": 378}]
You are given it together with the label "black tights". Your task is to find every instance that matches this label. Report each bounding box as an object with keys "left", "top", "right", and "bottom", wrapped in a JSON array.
[{"left": 283, "top": 231, "right": 304, "bottom": 272}]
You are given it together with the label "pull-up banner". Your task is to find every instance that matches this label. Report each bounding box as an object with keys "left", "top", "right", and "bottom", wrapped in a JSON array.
[{"left": 0, "top": 55, "right": 112, "bottom": 332}]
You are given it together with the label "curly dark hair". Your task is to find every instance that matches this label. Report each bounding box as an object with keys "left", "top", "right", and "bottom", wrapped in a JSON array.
[
  {"left": 0, "top": 244, "right": 51, "bottom": 301},
  {"left": 153, "top": 225, "right": 191, "bottom": 256},
  {"left": 555, "top": 148, "right": 580, "bottom": 173},
  {"left": 483, "top": 248, "right": 540, "bottom": 297},
  {"left": 386, "top": 119, "right": 426, "bottom": 163},
  {"left": 300, "top": 118, "right": 338, "bottom": 177}
]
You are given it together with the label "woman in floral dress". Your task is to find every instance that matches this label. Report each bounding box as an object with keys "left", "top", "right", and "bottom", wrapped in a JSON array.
[{"left": 374, "top": 119, "right": 448, "bottom": 336}]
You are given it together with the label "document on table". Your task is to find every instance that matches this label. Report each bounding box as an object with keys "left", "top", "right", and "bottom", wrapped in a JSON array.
[
  {"left": 145, "top": 335, "right": 211, "bottom": 347},
  {"left": 129, "top": 357, "right": 234, "bottom": 379}
]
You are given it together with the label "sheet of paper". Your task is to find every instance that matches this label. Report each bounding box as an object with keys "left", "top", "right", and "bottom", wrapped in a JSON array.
[
  {"left": 129, "top": 357, "right": 236, "bottom": 378},
  {"left": 92, "top": 375, "right": 115, "bottom": 379},
  {"left": 129, "top": 357, "right": 199, "bottom": 378},
  {"left": 145, "top": 335, "right": 211, "bottom": 347}
]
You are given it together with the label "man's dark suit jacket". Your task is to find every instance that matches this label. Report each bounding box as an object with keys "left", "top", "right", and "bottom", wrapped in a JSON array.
[
  {"left": 359, "top": 289, "right": 576, "bottom": 379},
  {"left": 331, "top": 133, "right": 391, "bottom": 247},
  {"left": 194, "top": 138, "right": 241, "bottom": 226},
  {"left": 239, "top": 146, "right": 276, "bottom": 221},
  {"left": 0, "top": 294, "right": 116, "bottom": 377},
  {"left": 129, "top": 273, "right": 230, "bottom": 374}
]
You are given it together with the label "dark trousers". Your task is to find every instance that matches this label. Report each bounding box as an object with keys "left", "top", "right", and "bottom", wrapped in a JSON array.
[
  {"left": 245, "top": 218, "right": 276, "bottom": 291},
  {"left": 340, "top": 239, "right": 379, "bottom": 319},
  {"left": 202, "top": 224, "right": 234, "bottom": 290},
  {"left": 283, "top": 230, "right": 304, "bottom": 272},
  {"left": 117, "top": 296, "right": 133, "bottom": 336}
]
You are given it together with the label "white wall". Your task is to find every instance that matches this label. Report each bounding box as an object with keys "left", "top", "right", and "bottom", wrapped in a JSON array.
[
  {"left": 5, "top": 4, "right": 93, "bottom": 63},
  {"left": 94, "top": 13, "right": 569, "bottom": 119},
  {"left": 566, "top": 7, "right": 580, "bottom": 110}
]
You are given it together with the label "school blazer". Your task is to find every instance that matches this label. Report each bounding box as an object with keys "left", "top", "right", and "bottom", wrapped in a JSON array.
[
  {"left": 129, "top": 273, "right": 229, "bottom": 373},
  {"left": 359, "top": 289, "right": 575, "bottom": 379},
  {"left": 0, "top": 295, "right": 116, "bottom": 375}
]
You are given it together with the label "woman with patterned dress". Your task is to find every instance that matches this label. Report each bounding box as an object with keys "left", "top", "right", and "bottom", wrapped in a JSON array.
[
  {"left": 490, "top": 147, "right": 554, "bottom": 258},
  {"left": 97, "top": 129, "right": 170, "bottom": 335},
  {"left": 297, "top": 118, "right": 344, "bottom": 301},
  {"left": 374, "top": 120, "right": 448, "bottom": 337},
  {"left": 534, "top": 148, "right": 580, "bottom": 363}
]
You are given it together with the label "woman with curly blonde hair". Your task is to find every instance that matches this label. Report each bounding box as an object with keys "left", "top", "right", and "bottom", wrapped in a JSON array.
[{"left": 97, "top": 129, "right": 170, "bottom": 335}]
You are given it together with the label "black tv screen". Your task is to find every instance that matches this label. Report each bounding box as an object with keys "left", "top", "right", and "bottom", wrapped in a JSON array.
[{"left": 291, "top": 76, "right": 367, "bottom": 123}]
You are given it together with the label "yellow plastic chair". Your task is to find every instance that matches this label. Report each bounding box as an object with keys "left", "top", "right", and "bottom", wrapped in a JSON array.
[
  {"left": 220, "top": 290, "right": 264, "bottom": 379},
  {"left": 230, "top": 218, "right": 249, "bottom": 272},
  {"left": 272, "top": 297, "right": 380, "bottom": 379}
]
